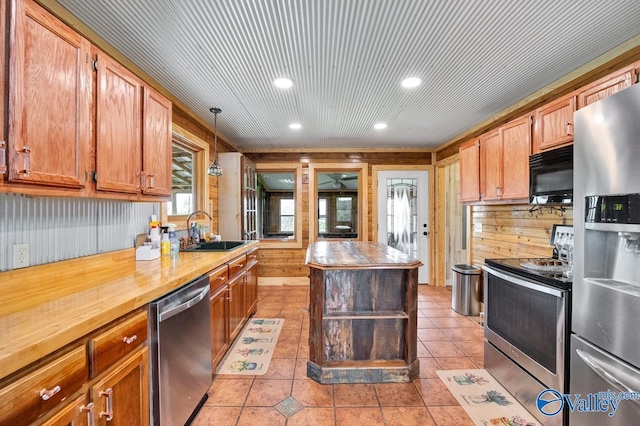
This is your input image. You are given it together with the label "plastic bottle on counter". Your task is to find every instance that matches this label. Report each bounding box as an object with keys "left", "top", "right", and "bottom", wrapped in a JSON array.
[
  {"left": 167, "top": 224, "right": 179, "bottom": 256},
  {"left": 160, "top": 233, "right": 170, "bottom": 256}
]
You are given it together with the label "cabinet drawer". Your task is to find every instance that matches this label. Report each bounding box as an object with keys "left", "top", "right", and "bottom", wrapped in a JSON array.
[
  {"left": 209, "top": 264, "right": 229, "bottom": 293},
  {"left": 228, "top": 254, "right": 247, "bottom": 278},
  {"left": 0, "top": 345, "right": 87, "bottom": 426},
  {"left": 88, "top": 310, "right": 147, "bottom": 378},
  {"left": 247, "top": 248, "right": 259, "bottom": 264}
]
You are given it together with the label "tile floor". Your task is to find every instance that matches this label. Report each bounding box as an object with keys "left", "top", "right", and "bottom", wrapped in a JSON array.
[{"left": 193, "top": 284, "right": 484, "bottom": 426}]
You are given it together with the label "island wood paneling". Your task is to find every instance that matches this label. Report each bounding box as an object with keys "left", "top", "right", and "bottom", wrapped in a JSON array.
[{"left": 470, "top": 204, "right": 573, "bottom": 266}]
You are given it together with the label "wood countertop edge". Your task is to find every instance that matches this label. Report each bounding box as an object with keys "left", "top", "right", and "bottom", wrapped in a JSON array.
[
  {"left": 0, "top": 241, "right": 259, "bottom": 380},
  {"left": 305, "top": 261, "right": 423, "bottom": 270}
]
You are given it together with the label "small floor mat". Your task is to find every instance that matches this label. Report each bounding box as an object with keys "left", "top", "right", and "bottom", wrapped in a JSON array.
[
  {"left": 436, "top": 369, "right": 541, "bottom": 425},
  {"left": 216, "top": 318, "right": 284, "bottom": 375}
]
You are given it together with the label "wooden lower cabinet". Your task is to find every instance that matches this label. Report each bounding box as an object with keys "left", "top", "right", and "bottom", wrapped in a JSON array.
[
  {"left": 210, "top": 284, "right": 230, "bottom": 371},
  {"left": 36, "top": 393, "right": 89, "bottom": 426},
  {"left": 228, "top": 271, "right": 247, "bottom": 342},
  {"left": 89, "top": 346, "right": 149, "bottom": 426}
]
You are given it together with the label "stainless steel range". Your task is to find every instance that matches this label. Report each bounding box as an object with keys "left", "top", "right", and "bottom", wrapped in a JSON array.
[{"left": 484, "top": 256, "right": 572, "bottom": 426}]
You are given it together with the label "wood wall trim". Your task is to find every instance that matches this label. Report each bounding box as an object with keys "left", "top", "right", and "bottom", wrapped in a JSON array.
[
  {"left": 254, "top": 162, "right": 304, "bottom": 249},
  {"left": 308, "top": 163, "right": 368, "bottom": 244}
]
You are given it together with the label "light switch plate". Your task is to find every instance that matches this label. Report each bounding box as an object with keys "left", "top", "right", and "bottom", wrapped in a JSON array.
[{"left": 13, "top": 243, "right": 30, "bottom": 269}]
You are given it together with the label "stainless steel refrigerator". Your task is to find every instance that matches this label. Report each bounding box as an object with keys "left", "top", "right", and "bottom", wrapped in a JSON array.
[{"left": 572, "top": 83, "right": 640, "bottom": 424}]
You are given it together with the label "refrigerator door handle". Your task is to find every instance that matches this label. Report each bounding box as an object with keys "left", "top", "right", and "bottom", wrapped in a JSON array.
[{"left": 576, "top": 348, "right": 640, "bottom": 404}]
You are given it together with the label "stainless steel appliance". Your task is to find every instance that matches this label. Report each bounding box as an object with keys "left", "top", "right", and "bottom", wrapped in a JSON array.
[
  {"left": 484, "top": 258, "right": 571, "bottom": 426},
  {"left": 149, "top": 275, "right": 212, "bottom": 425},
  {"left": 571, "top": 83, "right": 640, "bottom": 424},
  {"left": 529, "top": 144, "right": 573, "bottom": 204}
]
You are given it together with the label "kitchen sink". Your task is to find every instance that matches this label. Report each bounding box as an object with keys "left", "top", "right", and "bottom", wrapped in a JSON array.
[{"left": 181, "top": 241, "right": 248, "bottom": 252}]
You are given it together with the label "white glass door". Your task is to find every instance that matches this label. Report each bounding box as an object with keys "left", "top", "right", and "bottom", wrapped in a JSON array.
[{"left": 377, "top": 170, "right": 429, "bottom": 283}]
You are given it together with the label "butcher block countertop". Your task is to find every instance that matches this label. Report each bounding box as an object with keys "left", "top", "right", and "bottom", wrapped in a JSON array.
[
  {"left": 0, "top": 242, "right": 258, "bottom": 380},
  {"left": 305, "top": 241, "right": 422, "bottom": 270}
]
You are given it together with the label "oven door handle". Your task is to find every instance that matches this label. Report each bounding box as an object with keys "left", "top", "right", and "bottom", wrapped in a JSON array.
[
  {"left": 576, "top": 349, "right": 640, "bottom": 404},
  {"left": 484, "top": 266, "right": 565, "bottom": 297}
]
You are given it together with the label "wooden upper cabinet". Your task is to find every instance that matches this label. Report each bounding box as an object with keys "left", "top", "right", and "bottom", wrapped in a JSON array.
[
  {"left": 533, "top": 93, "right": 576, "bottom": 153},
  {"left": 95, "top": 51, "right": 142, "bottom": 194},
  {"left": 142, "top": 87, "right": 172, "bottom": 196},
  {"left": 500, "top": 115, "right": 531, "bottom": 200},
  {"left": 7, "top": 0, "right": 91, "bottom": 188},
  {"left": 577, "top": 65, "right": 636, "bottom": 108},
  {"left": 459, "top": 139, "right": 480, "bottom": 202},
  {"left": 479, "top": 129, "right": 501, "bottom": 201}
]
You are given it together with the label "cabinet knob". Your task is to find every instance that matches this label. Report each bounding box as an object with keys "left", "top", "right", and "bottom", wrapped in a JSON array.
[
  {"left": 123, "top": 334, "right": 137, "bottom": 344},
  {"left": 39, "top": 385, "right": 61, "bottom": 400}
]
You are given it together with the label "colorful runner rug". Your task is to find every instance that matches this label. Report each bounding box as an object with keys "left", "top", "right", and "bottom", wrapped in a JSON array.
[
  {"left": 437, "top": 369, "right": 541, "bottom": 426},
  {"left": 216, "top": 318, "right": 284, "bottom": 375}
]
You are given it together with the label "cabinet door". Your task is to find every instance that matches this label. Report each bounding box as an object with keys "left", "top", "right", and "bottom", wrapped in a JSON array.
[
  {"left": 37, "top": 393, "right": 89, "bottom": 426},
  {"left": 95, "top": 51, "right": 142, "bottom": 194},
  {"left": 533, "top": 94, "right": 576, "bottom": 153},
  {"left": 228, "top": 272, "right": 246, "bottom": 342},
  {"left": 459, "top": 140, "right": 480, "bottom": 202},
  {"left": 500, "top": 115, "right": 531, "bottom": 200},
  {"left": 210, "top": 285, "right": 229, "bottom": 371},
  {"left": 578, "top": 66, "right": 635, "bottom": 108},
  {"left": 245, "top": 260, "right": 258, "bottom": 318},
  {"left": 141, "top": 86, "right": 172, "bottom": 196},
  {"left": 1, "top": 0, "right": 6, "bottom": 175},
  {"left": 8, "top": 0, "right": 91, "bottom": 188},
  {"left": 479, "top": 130, "right": 502, "bottom": 201},
  {"left": 90, "top": 346, "right": 149, "bottom": 426}
]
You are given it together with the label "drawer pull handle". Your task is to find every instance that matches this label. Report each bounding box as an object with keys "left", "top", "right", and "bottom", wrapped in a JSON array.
[
  {"left": 123, "top": 334, "right": 138, "bottom": 344},
  {"left": 81, "top": 402, "right": 95, "bottom": 426},
  {"left": 100, "top": 388, "right": 114, "bottom": 421},
  {"left": 236, "top": 263, "right": 244, "bottom": 268},
  {"left": 40, "top": 385, "right": 61, "bottom": 400},
  {"left": 215, "top": 276, "right": 225, "bottom": 281}
]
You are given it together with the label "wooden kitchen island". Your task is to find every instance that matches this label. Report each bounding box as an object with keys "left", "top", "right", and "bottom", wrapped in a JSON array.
[{"left": 305, "top": 241, "right": 422, "bottom": 384}]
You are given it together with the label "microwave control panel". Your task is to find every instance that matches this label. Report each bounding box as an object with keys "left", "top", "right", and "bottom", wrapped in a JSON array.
[{"left": 585, "top": 194, "right": 640, "bottom": 224}]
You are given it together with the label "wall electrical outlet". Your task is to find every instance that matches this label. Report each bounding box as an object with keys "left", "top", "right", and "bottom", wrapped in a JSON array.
[
  {"left": 473, "top": 223, "right": 483, "bottom": 233},
  {"left": 13, "top": 244, "right": 30, "bottom": 269}
]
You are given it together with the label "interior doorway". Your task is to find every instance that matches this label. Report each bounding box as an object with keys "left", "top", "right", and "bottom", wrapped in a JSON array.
[
  {"left": 374, "top": 167, "right": 431, "bottom": 284},
  {"left": 435, "top": 158, "right": 468, "bottom": 286}
]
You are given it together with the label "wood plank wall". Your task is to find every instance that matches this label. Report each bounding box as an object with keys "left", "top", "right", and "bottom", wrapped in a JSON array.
[
  {"left": 470, "top": 204, "right": 573, "bottom": 266},
  {"left": 245, "top": 151, "right": 433, "bottom": 277}
]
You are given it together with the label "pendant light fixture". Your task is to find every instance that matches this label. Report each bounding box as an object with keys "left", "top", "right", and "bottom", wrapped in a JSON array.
[{"left": 207, "top": 107, "right": 223, "bottom": 176}]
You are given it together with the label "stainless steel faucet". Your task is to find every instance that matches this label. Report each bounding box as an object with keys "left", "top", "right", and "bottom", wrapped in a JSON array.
[{"left": 186, "top": 210, "right": 213, "bottom": 246}]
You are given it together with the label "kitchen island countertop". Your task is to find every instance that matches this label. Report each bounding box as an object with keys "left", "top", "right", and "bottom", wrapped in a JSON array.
[{"left": 0, "top": 242, "right": 258, "bottom": 380}]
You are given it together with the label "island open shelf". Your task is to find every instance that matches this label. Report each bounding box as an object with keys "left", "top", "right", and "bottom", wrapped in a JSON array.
[{"left": 305, "top": 241, "right": 422, "bottom": 384}]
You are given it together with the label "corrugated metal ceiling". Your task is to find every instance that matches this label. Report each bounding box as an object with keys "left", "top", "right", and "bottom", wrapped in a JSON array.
[{"left": 54, "top": 0, "right": 640, "bottom": 150}]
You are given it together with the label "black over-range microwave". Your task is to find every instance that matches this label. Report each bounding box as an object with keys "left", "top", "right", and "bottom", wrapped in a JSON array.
[{"left": 529, "top": 144, "right": 573, "bottom": 204}]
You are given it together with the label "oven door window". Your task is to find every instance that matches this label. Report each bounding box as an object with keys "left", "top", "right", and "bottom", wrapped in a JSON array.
[{"left": 487, "top": 275, "right": 561, "bottom": 373}]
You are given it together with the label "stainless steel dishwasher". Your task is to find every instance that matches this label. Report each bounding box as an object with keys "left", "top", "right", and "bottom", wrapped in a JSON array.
[{"left": 149, "top": 274, "right": 212, "bottom": 425}]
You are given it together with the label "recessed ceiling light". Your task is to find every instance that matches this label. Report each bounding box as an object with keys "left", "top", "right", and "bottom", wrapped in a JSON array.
[
  {"left": 401, "top": 77, "right": 422, "bottom": 88},
  {"left": 289, "top": 123, "right": 302, "bottom": 129},
  {"left": 374, "top": 123, "right": 388, "bottom": 130},
  {"left": 273, "top": 78, "right": 294, "bottom": 89}
]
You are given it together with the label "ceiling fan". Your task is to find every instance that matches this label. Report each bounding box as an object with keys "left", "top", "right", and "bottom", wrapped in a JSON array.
[{"left": 318, "top": 173, "right": 357, "bottom": 189}]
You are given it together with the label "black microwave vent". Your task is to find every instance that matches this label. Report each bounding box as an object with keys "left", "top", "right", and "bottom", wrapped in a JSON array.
[{"left": 529, "top": 144, "right": 573, "bottom": 167}]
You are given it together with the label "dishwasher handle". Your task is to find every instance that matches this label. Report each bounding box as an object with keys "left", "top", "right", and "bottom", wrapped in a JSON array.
[{"left": 159, "top": 285, "right": 209, "bottom": 322}]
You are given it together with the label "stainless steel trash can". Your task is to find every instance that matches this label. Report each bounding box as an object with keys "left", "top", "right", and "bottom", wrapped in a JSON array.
[{"left": 451, "top": 264, "right": 482, "bottom": 316}]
